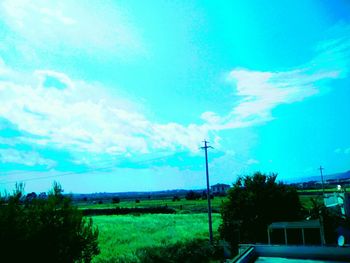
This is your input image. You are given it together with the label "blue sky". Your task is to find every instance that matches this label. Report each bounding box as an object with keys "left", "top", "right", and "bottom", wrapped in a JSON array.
[{"left": 0, "top": 0, "right": 349, "bottom": 193}]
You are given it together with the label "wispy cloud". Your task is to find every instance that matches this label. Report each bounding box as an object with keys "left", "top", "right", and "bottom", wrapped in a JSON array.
[
  {"left": 0, "top": 149, "right": 55, "bottom": 167},
  {"left": 335, "top": 147, "right": 350, "bottom": 155},
  {"left": 0, "top": 0, "right": 144, "bottom": 58},
  {"left": 203, "top": 24, "right": 350, "bottom": 130},
  {"left": 246, "top": 159, "right": 259, "bottom": 165}
]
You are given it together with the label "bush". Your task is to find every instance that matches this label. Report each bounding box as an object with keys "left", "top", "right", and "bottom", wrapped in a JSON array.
[
  {"left": 172, "top": 195, "right": 180, "bottom": 201},
  {"left": 112, "top": 197, "right": 120, "bottom": 204},
  {"left": 135, "top": 199, "right": 140, "bottom": 203},
  {"left": 185, "top": 190, "right": 201, "bottom": 200},
  {"left": 82, "top": 206, "right": 176, "bottom": 216},
  {"left": 137, "top": 239, "right": 224, "bottom": 263},
  {"left": 220, "top": 172, "right": 303, "bottom": 253},
  {"left": 0, "top": 182, "right": 99, "bottom": 263},
  {"left": 201, "top": 192, "right": 214, "bottom": 200}
]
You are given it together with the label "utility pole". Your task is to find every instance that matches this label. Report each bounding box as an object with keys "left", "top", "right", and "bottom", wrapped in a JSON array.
[
  {"left": 319, "top": 166, "right": 325, "bottom": 197},
  {"left": 201, "top": 140, "right": 213, "bottom": 243}
]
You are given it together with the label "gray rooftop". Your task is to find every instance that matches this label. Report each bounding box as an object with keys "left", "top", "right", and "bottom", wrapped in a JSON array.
[{"left": 268, "top": 219, "right": 321, "bottom": 229}]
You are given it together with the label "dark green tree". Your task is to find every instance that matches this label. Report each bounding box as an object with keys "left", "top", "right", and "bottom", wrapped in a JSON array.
[
  {"left": 185, "top": 190, "right": 201, "bottom": 200},
  {"left": 0, "top": 182, "right": 99, "bottom": 263},
  {"left": 219, "top": 172, "right": 303, "bottom": 252}
]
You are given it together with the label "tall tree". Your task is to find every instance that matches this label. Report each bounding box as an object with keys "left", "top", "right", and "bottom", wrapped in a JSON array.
[
  {"left": 219, "top": 172, "right": 303, "bottom": 251},
  {"left": 0, "top": 182, "right": 99, "bottom": 263}
]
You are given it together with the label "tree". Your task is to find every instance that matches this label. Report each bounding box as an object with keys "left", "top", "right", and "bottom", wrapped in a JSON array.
[
  {"left": 0, "top": 182, "right": 99, "bottom": 263},
  {"left": 185, "top": 190, "right": 201, "bottom": 200},
  {"left": 219, "top": 172, "right": 303, "bottom": 252},
  {"left": 112, "top": 196, "right": 120, "bottom": 204}
]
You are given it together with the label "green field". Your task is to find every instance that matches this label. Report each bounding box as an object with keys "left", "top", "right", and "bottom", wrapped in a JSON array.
[
  {"left": 77, "top": 193, "right": 324, "bottom": 213},
  {"left": 81, "top": 191, "right": 329, "bottom": 262},
  {"left": 297, "top": 187, "right": 349, "bottom": 193},
  {"left": 298, "top": 195, "right": 323, "bottom": 210},
  {"left": 77, "top": 196, "right": 227, "bottom": 213},
  {"left": 92, "top": 213, "right": 222, "bottom": 263}
]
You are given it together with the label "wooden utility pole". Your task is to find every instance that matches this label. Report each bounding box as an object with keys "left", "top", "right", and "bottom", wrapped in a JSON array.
[
  {"left": 201, "top": 140, "right": 213, "bottom": 243},
  {"left": 319, "top": 166, "right": 325, "bottom": 197}
]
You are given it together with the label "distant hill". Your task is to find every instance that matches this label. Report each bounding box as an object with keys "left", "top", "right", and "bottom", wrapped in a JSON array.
[
  {"left": 286, "top": 170, "right": 350, "bottom": 184},
  {"left": 69, "top": 189, "right": 200, "bottom": 200}
]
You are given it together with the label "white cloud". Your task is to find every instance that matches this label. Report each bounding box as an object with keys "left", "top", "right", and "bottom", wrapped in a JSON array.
[
  {"left": 208, "top": 25, "right": 350, "bottom": 130},
  {"left": 0, "top": 66, "right": 211, "bottom": 155},
  {"left": 334, "top": 148, "right": 342, "bottom": 154},
  {"left": 218, "top": 68, "right": 340, "bottom": 129},
  {"left": 0, "top": 149, "right": 55, "bottom": 167},
  {"left": 247, "top": 159, "right": 259, "bottom": 165},
  {"left": 334, "top": 147, "right": 350, "bottom": 155},
  {"left": 0, "top": 24, "right": 349, "bottom": 161},
  {"left": 0, "top": 0, "right": 144, "bottom": 58}
]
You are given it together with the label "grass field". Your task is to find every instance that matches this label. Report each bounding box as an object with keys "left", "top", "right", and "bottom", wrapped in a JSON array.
[
  {"left": 92, "top": 213, "right": 222, "bottom": 263},
  {"left": 298, "top": 195, "right": 323, "bottom": 210},
  {"left": 77, "top": 192, "right": 326, "bottom": 213},
  {"left": 83, "top": 190, "right": 331, "bottom": 262},
  {"left": 77, "top": 196, "right": 227, "bottom": 213},
  {"left": 297, "top": 187, "right": 349, "bottom": 193}
]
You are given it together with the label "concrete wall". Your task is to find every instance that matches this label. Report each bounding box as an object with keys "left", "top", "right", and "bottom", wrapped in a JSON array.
[{"left": 254, "top": 245, "right": 350, "bottom": 261}]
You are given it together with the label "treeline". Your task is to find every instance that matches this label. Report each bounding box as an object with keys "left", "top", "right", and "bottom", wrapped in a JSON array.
[{"left": 82, "top": 206, "right": 176, "bottom": 216}]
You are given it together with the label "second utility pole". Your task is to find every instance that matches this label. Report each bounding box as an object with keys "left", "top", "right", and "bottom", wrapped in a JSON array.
[
  {"left": 319, "top": 166, "right": 325, "bottom": 197},
  {"left": 202, "top": 140, "right": 213, "bottom": 244}
]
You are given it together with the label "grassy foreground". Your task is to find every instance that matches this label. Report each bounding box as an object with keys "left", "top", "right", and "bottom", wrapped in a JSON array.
[{"left": 92, "top": 213, "right": 222, "bottom": 263}]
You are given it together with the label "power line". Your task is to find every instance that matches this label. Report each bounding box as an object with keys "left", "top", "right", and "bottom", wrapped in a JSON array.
[{"left": 0, "top": 151, "right": 189, "bottom": 185}]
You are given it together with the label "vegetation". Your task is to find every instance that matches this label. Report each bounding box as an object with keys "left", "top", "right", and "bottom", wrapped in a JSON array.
[
  {"left": 76, "top": 196, "right": 227, "bottom": 213},
  {"left": 185, "top": 190, "right": 202, "bottom": 200},
  {"left": 0, "top": 183, "right": 99, "bottom": 263},
  {"left": 138, "top": 239, "right": 224, "bottom": 263},
  {"left": 82, "top": 206, "right": 176, "bottom": 216},
  {"left": 172, "top": 195, "right": 181, "bottom": 201},
  {"left": 219, "top": 172, "right": 303, "bottom": 252},
  {"left": 112, "top": 197, "right": 120, "bottom": 204},
  {"left": 92, "top": 213, "right": 222, "bottom": 262}
]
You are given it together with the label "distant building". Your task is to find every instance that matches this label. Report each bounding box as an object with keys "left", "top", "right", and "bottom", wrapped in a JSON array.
[{"left": 211, "top": 183, "right": 230, "bottom": 195}]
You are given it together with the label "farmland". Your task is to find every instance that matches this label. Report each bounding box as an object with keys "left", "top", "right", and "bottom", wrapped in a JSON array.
[
  {"left": 76, "top": 188, "right": 332, "bottom": 262},
  {"left": 92, "top": 214, "right": 222, "bottom": 263},
  {"left": 75, "top": 196, "right": 225, "bottom": 262},
  {"left": 77, "top": 196, "right": 227, "bottom": 213}
]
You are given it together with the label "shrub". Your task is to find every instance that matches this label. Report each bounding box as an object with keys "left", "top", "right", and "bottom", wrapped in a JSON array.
[
  {"left": 220, "top": 172, "right": 303, "bottom": 253},
  {"left": 0, "top": 182, "right": 99, "bottom": 263},
  {"left": 135, "top": 199, "right": 140, "bottom": 203},
  {"left": 172, "top": 195, "right": 180, "bottom": 202},
  {"left": 201, "top": 192, "right": 214, "bottom": 200},
  {"left": 82, "top": 207, "right": 176, "bottom": 216},
  {"left": 185, "top": 190, "right": 201, "bottom": 200},
  {"left": 112, "top": 197, "right": 120, "bottom": 204},
  {"left": 137, "top": 239, "right": 224, "bottom": 263}
]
